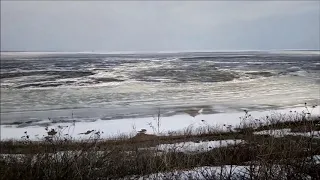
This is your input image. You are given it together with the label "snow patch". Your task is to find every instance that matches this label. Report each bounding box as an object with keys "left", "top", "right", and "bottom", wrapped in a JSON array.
[
  {"left": 153, "top": 140, "right": 245, "bottom": 153},
  {"left": 254, "top": 129, "right": 320, "bottom": 138}
]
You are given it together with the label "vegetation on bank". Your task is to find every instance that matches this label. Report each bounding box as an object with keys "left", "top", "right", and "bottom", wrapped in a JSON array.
[{"left": 0, "top": 105, "right": 319, "bottom": 180}]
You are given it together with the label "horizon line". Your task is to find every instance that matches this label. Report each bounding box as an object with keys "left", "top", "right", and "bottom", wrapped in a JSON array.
[{"left": 1, "top": 49, "right": 319, "bottom": 54}]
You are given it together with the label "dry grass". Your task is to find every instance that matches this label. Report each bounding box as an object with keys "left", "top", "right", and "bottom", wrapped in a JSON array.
[{"left": 1, "top": 108, "right": 320, "bottom": 179}]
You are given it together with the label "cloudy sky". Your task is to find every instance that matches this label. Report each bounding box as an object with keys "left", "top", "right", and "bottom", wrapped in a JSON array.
[{"left": 1, "top": 1, "right": 319, "bottom": 52}]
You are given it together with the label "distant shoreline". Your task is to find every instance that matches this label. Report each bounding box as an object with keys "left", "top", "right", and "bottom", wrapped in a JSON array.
[
  {"left": 1, "top": 49, "right": 319, "bottom": 54},
  {"left": 1, "top": 50, "right": 319, "bottom": 59}
]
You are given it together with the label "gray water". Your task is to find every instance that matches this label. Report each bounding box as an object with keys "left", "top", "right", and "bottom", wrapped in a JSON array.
[{"left": 1, "top": 51, "right": 319, "bottom": 125}]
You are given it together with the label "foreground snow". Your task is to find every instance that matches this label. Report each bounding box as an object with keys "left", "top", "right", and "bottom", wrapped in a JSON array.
[
  {"left": 124, "top": 159, "right": 318, "bottom": 180},
  {"left": 127, "top": 155, "right": 320, "bottom": 180},
  {"left": 133, "top": 166, "right": 250, "bottom": 180}
]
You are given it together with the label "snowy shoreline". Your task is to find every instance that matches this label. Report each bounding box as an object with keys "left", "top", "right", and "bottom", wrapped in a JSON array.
[{"left": 1, "top": 105, "right": 319, "bottom": 141}]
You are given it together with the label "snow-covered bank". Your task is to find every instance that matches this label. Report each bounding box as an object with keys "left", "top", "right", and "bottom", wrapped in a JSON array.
[{"left": 1, "top": 106, "right": 319, "bottom": 141}]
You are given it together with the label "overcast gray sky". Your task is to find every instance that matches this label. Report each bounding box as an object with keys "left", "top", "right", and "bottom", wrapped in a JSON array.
[{"left": 1, "top": 1, "right": 319, "bottom": 52}]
